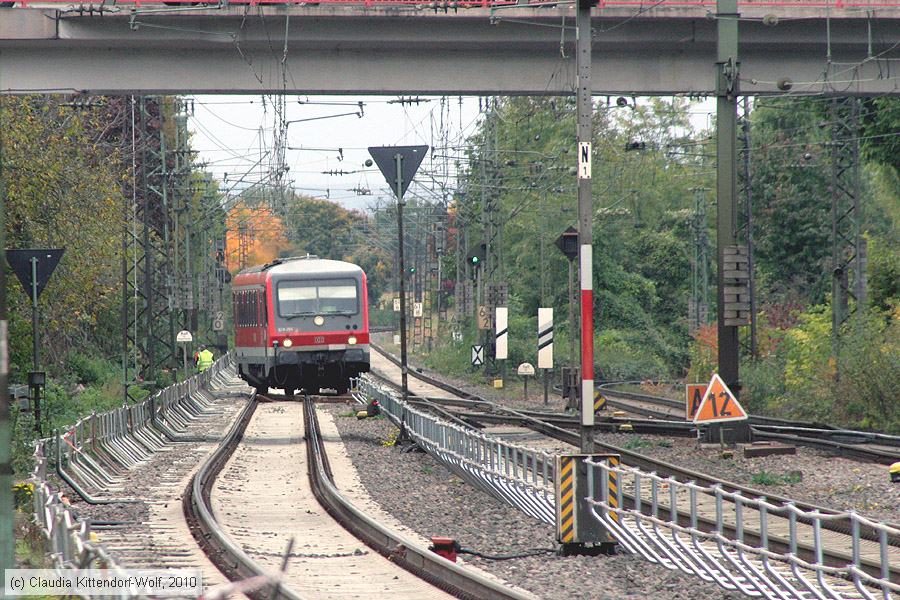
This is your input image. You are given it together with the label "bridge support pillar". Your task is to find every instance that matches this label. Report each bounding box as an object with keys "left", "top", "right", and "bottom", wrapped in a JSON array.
[{"left": 715, "top": 0, "right": 749, "bottom": 444}]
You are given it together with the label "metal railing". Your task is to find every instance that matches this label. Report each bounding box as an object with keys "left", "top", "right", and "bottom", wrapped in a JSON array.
[
  {"left": 586, "top": 459, "right": 899, "bottom": 600},
  {"left": 29, "top": 354, "right": 239, "bottom": 588},
  {"left": 357, "top": 376, "right": 556, "bottom": 524}
]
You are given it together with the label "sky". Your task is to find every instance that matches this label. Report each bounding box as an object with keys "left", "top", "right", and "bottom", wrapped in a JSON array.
[
  {"left": 188, "top": 94, "right": 717, "bottom": 214},
  {"left": 188, "top": 94, "right": 483, "bottom": 212}
]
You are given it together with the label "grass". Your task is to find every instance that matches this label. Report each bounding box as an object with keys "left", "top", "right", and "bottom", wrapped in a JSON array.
[
  {"left": 14, "top": 513, "right": 50, "bottom": 569},
  {"left": 622, "top": 437, "right": 653, "bottom": 450},
  {"left": 750, "top": 470, "right": 803, "bottom": 486}
]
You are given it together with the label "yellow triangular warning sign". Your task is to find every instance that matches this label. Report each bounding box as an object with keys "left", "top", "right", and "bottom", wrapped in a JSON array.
[{"left": 692, "top": 373, "right": 748, "bottom": 424}]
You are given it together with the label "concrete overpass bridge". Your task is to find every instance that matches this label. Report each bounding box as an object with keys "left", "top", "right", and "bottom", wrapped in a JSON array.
[{"left": 1, "top": 1, "right": 900, "bottom": 96}]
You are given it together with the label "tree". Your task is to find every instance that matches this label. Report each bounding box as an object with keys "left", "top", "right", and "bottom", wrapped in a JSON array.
[{"left": 2, "top": 96, "right": 126, "bottom": 372}]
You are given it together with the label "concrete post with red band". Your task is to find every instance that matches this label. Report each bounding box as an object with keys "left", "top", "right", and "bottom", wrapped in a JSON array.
[{"left": 580, "top": 244, "right": 594, "bottom": 428}]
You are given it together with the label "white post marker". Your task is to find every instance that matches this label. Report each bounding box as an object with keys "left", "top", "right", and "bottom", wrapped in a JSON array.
[
  {"left": 176, "top": 330, "right": 193, "bottom": 381},
  {"left": 537, "top": 308, "right": 553, "bottom": 369},
  {"left": 393, "top": 298, "right": 401, "bottom": 312},
  {"left": 495, "top": 307, "right": 508, "bottom": 360},
  {"left": 413, "top": 302, "right": 423, "bottom": 318},
  {"left": 578, "top": 142, "right": 592, "bottom": 179}
]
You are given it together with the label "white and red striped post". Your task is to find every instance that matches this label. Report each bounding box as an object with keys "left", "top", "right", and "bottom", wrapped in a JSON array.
[
  {"left": 576, "top": 0, "right": 595, "bottom": 453},
  {"left": 580, "top": 245, "right": 594, "bottom": 445}
]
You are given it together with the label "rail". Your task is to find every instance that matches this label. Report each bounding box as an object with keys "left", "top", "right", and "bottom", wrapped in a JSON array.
[
  {"left": 357, "top": 376, "right": 557, "bottom": 525},
  {"left": 586, "top": 458, "right": 900, "bottom": 599},
  {"left": 303, "top": 394, "right": 533, "bottom": 600},
  {"left": 29, "top": 353, "right": 238, "bottom": 588}
]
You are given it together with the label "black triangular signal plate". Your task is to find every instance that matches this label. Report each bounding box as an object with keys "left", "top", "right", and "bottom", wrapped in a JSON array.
[
  {"left": 6, "top": 248, "right": 65, "bottom": 300},
  {"left": 368, "top": 145, "right": 428, "bottom": 200}
]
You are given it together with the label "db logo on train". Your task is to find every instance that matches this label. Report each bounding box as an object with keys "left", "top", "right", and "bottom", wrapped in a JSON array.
[{"left": 314, "top": 336, "right": 325, "bottom": 344}]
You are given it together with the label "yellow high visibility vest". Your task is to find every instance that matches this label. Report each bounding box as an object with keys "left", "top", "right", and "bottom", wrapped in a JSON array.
[{"left": 197, "top": 349, "right": 214, "bottom": 372}]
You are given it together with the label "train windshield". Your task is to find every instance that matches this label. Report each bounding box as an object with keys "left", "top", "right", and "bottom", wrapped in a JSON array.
[{"left": 277, "top": 278, "right": 359, "bottom": 316}]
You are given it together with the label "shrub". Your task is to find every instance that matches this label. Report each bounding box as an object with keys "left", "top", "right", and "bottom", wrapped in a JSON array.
[
  {"left": 67, "top": 352, "right": 116, "bottom": 386},
  {"left": 596, "top": 329, "right": 669, "bottom": 381}
]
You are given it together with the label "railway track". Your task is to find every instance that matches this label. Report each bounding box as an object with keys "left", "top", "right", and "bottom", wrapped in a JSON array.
[
  {"left": 366, "top": 343, "right": 900, "bottom": 596},
  {"left": 596, "top": 383, "right": 900, "bottom": 464},
  {"left": 30, "top": 357, "right": 253, "bottom": 592},
  {"left": 34, "top": 354, "right": 532, "bottom": 599},
  {"left": 185, "top": 389, "right": 534, "bottom": 600},
  {"left": 369, "top": 340, "right": 900, "bottom": 465}
]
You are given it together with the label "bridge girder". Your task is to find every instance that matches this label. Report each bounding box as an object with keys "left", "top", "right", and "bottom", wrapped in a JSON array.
[{"left": 2, "top": 7, "right": 900, "bottom": 95}]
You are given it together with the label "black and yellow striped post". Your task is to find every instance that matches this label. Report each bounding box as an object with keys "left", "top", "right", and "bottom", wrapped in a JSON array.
[
  {"left": 557, "top": 455, "right": 577, "bottom": 544},
  {"left": 555, "top": 454, "right": 619, "bottom": 554},
  {"left": 607, "top": 455, "right": 620, "bottom": 523},
  {"left": 593, "top": 390, "right": 606, "bottom": 413}
]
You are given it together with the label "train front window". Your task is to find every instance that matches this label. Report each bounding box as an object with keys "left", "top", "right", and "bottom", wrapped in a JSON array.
[{"left": 277, "top": 279, "right": 358, "bottom": 316}]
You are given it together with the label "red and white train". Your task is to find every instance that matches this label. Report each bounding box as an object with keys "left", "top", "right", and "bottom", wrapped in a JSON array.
[{"left": 231, "top": 255, "right": 370, "bottom": 395}]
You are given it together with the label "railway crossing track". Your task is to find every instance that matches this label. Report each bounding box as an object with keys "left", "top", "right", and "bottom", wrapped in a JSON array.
[{"left": 365, "top": 343, "right": 900, "bottom": 598}]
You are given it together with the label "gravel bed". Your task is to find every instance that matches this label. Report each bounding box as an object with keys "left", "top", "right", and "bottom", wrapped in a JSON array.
[
  {"left": 375, "top": 335, "right": 570, "bottom": 413},
  {"left": 592, "top": 432, "right": 900, "bottom": 524},
  {"left": 45, "top": 393, "right": 247, "bottom": 543},
  {"left": 374, "top": 336, "right": 899, "bottom": 524},
  {"left": 330, "top": 406, "right": 744, "bottom": 600}
]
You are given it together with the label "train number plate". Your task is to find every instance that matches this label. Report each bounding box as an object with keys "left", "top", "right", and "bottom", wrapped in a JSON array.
[{"left": 314, "top": 336, "right": 325, "bottom": 344}]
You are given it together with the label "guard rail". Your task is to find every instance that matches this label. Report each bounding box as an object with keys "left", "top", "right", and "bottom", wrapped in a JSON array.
[
  {"left": 586, "top": 458, "right": 899, "bottom": 599},
  {"left": 29, "top": 353, "right": 236, "bottom": 590},
  {"left": 357, "top": 376, "right": 556, "bottom": 525}
]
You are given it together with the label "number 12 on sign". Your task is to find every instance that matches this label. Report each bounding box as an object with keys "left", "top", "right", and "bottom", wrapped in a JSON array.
[{"left": 692, "top": 373, "right": 748, "bottom": 424}]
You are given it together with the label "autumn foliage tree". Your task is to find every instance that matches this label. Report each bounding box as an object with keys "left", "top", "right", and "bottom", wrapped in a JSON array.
[{"left": 2, "top": 96, "right": 125, "bottom": 376}]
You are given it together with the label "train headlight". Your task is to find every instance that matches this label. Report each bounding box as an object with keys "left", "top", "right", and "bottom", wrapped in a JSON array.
[
  {"left": 314, "top": 315, "right": 325, "bottom": 326},
  {"left": 348, "top": 336, "right": 357, "bottom": 345},
  {"left": 283, "top": 339, "right": 293, "bottom": 348}
]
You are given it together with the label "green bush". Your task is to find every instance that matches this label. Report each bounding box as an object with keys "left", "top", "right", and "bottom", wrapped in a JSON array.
[
  {"left": 67, "top": 352, "right": 116, "bottom": 386},
  {"left": 740, "top": 354, "right": 787, "bottom": 415},
  {"left": 596, "top": 329, "right": 670, "bottom": 381}
]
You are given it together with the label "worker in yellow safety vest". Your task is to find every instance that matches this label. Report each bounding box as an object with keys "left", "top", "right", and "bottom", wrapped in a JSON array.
[{"left": 196, "top": 345, "right": 214, "bottom": 372}]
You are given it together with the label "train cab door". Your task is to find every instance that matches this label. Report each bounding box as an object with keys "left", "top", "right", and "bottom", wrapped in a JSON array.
[{"left": 260, "top": 291, "right": 269, "bottom": 349}]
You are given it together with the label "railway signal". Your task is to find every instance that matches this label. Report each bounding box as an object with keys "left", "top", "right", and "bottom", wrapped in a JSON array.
[
  {"left": 6, "top": 248, "right": 65, "bottom": 437},
  {"left": 692, "top": 373, "right": 748, "bottom": 424},
  {"left": 368, "top": 145, "right": 428, "bottom": 405},
  {"left": 471, "top": 345, "right": 484, "bottom": 367},
  {"left": 686, "top": 383, "right": 708, "bottom": 420}
]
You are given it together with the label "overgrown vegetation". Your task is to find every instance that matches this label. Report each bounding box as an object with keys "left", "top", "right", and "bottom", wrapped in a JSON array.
[{"left": 407, "top": 96, "right": 898, "bottom": 433}]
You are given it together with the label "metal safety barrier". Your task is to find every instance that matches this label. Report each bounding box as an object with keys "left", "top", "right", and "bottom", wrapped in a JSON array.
[
  {"left": 29, "top": 353, "right": 240, "bottom": 593},
  {"left": 585, "top": 459, "right": 899, "bottom": 600},
  {"left": 357, "top": 376, "right": 556, "bottom": 525}
]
